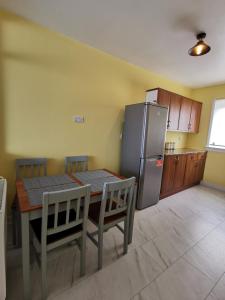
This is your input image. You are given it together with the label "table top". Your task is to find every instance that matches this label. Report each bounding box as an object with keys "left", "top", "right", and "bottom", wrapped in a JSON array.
[
  {"left": 16, "top": 169, "right": 123, "bottom": 213},
  {"left": 73, "top": 170, "right": 121, "bottom": 193}
]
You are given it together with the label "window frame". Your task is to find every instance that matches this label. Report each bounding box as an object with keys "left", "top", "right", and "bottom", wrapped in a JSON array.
[{"left": 206, "top": 99, "right": 225, "bottom": 152}]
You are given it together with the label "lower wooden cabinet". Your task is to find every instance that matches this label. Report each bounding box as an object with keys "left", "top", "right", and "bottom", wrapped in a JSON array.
[
  {"left": 173, "top": 155, "right": 187, "bottom": 189},
  {"left": 160, "top": 155, "right": 176, "bottom": 196},
  {"left": 160, "top": 155, "right": 186, "bottom": 196},
  {"left": 160, "top": 151, "right": 207, "bottom": 199},
  {"left": 184, "top": 154, "right": 198, "bottom": 186},
  {"left": 184, "top": 152, "right": 207, "bottom": 186}
]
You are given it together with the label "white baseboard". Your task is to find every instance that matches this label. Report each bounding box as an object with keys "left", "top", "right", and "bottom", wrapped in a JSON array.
[{"left": 201, "top": 180, "right": 225, "bottom": 193}]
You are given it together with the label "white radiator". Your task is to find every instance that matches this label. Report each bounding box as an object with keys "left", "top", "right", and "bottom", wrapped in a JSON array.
[{"left": 0, "top": 178, "right": 7, "bottom": 300}]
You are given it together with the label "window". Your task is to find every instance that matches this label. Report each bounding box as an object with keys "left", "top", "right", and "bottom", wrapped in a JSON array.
[{"left": 207, "top": 99, "right": 225, "bottom": 150}]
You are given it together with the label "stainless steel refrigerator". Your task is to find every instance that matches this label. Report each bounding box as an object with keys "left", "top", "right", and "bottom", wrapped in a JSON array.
[{"left": 120, "top": 103, "right": 168, "bottom": 209}]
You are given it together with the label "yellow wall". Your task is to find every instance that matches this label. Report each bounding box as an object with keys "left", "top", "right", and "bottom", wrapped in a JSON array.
[
  {"left": 0, "top": 10, "right": 191, "bottom": 208},
  {"left": 188, "top": 84, "right": 225, "bottom": 187}
]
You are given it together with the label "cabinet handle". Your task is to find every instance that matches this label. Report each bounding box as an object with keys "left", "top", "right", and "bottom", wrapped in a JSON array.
[
  {"left": 167, "top": 120, "right": 171, "bottom": 129},
  {"left": 174, "top": 156, "right": 179, "bottom": 163}
]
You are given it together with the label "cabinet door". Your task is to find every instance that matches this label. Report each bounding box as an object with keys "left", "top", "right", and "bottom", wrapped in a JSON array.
[
  {"left": 158, "top": 89, "right": 171, "bottom": 129},
  {"left": 158, "top": 89, "right": 171, "bottom": 107},
  {"left": 174, "top": 155, "right": 187, "bottom": 189},
  {"left": 184, "top": 154, "right": 198, "bottom": 186},
  {"left": 160, "top": 155, "right": 176, "bottom": 196},
  {"left": 169, "top": 93, "right": 181, "bottom": 131},
  {"left": 195, "top": 153, "right": 207, "bottom": 183},
  {"left": 178, "top": 98, "right": 192, "bottom": 131},
  {"left": 189, "top": 101, "right": 202, "bottom": 133}
]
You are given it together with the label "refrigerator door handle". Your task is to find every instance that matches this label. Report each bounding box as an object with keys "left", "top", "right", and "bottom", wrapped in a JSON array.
[
  {"left": 147, "top": 155, "right": 164, "bottom": 161},
  {"left": 147, "top": 158, "right": 157, "bottom": 162}
]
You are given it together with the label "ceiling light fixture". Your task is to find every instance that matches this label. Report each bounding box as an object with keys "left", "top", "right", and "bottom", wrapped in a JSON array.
[{"left": 188, "top": 32, "right": 211, "bottom": 56}]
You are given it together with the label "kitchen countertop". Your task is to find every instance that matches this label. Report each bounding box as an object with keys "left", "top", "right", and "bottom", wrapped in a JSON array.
[{"left": 164, "top": 148, "right": 206, "bottom": 156}]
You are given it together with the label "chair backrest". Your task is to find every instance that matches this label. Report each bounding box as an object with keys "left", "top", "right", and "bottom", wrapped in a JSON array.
[
  {"left": 99, "top": 177, "right": 135, "bottom": 225},
  {"left": 65, "top": 156, "right": 88, "bottom": 173},
  {"left": 41, "top": 185, "right": 91, "bottom": 246},
  {"left": 16, "top": 158, "right": 47, "bottom": 179}
]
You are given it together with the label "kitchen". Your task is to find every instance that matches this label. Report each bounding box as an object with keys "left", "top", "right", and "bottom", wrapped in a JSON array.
[{"left": 1, "top": 1, "right": 225, "bottom": 300}]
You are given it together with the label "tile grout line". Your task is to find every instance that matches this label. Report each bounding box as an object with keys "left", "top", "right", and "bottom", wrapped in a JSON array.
[
  {"left": 130, "top": 217, "right": 225, "bottom": 299},
  {"left": 203, "top": 270, "right": 225, "bottom": 300}
]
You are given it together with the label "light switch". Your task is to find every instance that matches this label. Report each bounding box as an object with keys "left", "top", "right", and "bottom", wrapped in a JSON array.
[{"left": 73, "top": 115, "right": 85, "bottom": 123}]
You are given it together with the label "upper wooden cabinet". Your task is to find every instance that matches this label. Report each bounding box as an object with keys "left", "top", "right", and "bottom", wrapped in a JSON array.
[
  {"left": 169, "top": 93, "right": 182, "bottom": 131},
  {"left": 146, "top": 88, "right": 202, "bottom": 133},
  {"left": 178, "top": 97, "right": 193, "bottom": 131},
  {"left": 158, "top": 90, "right": 181, "bottom": 131},
  {"left": 179, "top": 98, "right": 202, "bottom": 132},
  {"left": 189, "top": 101, "right": 202, "bottom": 133},
  {"left": 158, "top": 89, "right": 170, "bottom": 108}
]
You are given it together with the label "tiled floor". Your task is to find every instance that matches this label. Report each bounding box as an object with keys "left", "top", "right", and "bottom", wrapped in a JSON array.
[{"left": 6, "top": 185, "right": 225, "bottom": 300}]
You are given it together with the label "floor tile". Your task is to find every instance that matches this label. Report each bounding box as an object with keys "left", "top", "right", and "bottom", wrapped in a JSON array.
[
  {"left": 94, "top": 243, "right": 164, "bottom": 300},
  {"left": 50, "top": 274, "right": 102, "bottom": 300},
  {"left": 134, "top": 258, "right": 214, "bottom": 300},
  {"left": 132, "top": 282, "right": 161, "bottom": 300},
  {"left": 205, "top": 274, "right": 225, "bottom": 300},
  {"left": 151, "top": 227, "right": 193, "bottom": 267},
  {"left": 183, "top": 243, "right": 225, "bottom": 281},
  {"left": 172, "top": 214, "right": 215, "bottom": 243}
]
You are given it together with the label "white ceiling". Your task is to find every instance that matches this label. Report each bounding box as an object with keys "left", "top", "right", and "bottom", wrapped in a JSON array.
[{"left": 1, "top": 0, "right": 225, "bottom": 88}]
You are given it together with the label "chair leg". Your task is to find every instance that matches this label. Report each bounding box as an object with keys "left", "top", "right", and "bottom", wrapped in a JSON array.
[
  {"left": 16, "top": 210, "right": 22, "bottom": 248},
  {"left": 12, "top": 210, "right": 22, "bottom": 248},
  {"left": 80, "top": 236, "right": 86, "bottom": 277},
  {"left": 41, "top": 251, "right": 47, "bottom": 300},
  {"left": 123, "top": 219, "right": 129, "bottom": 255},
  {"left": 12, "top": 205, "right": 17, "bottom": 247},
  {"left": 98, "top": 230, "right": 103, "bottom": 270}
]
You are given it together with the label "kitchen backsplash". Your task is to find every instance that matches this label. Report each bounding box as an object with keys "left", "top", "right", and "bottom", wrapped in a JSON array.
[{"left": 165, "top": 132, "right": 188, "bottom": 149}]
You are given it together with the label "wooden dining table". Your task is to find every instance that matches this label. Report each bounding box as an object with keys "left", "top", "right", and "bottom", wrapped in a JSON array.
[{"left": 16, "top": 169, "right": 136, "bottom": 300}]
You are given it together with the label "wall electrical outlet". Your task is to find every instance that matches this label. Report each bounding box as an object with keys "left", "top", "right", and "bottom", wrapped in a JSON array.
[{"left": 73, "top": 115, "right": 85, "bottom": 123}]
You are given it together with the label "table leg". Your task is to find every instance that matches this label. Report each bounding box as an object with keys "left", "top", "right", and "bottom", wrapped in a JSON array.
[
  {"left": 21, "top": 212, "right": 31, "bottom": 300},
  {"left": 128, "top": 185, "right": 137, "bottom": 244}
]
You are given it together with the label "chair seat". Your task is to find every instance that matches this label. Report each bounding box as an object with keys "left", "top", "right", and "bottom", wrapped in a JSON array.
[
  {"left": 88, "top": 202, "right": 126, "bottom": 225},
  {"left": 31, "top": 209, "right": 82, "bottom": 244}
]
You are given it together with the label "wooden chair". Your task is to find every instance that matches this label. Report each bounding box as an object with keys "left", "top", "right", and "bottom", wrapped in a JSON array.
[
  {"left": 65, "top": 156, "right": 88, "bottom": 173},
  {"left": 87, "top": 177, "right": 135, "bottom": 270},
  {"left": 30, "top": 185, "right": 91, "bottom": 299},
  {"left": 16, "top": 158, "right": 47, "bottom": 179},
  {"left": 12, "top": 158, "right": 48, "bottom": 248}
]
